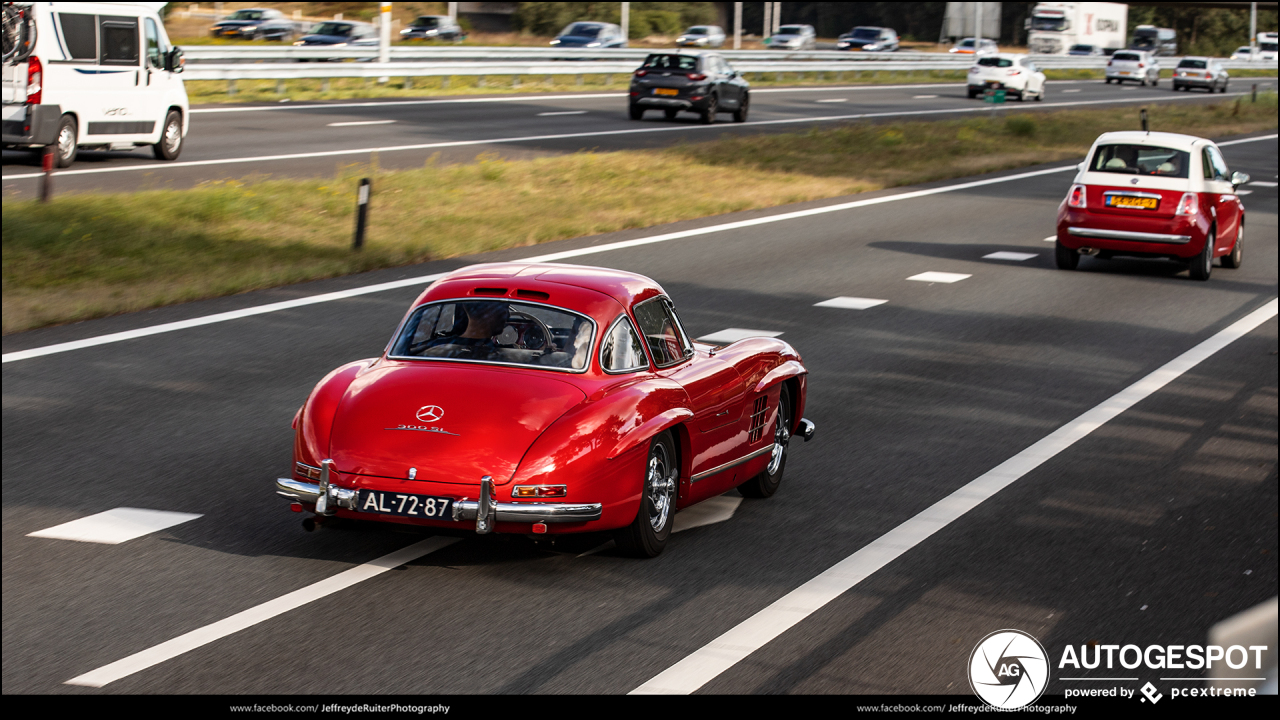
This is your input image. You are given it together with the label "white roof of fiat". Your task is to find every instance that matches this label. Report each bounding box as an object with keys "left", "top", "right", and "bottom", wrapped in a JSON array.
[{"left": 1091, "top": 131, "right": 1210, "bottom": 152}]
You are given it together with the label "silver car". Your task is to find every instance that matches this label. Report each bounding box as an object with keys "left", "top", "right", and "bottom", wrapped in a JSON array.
[
  {"left": 766, "top": 24, "right": 816, "bottom": 51},
  {"left": 1105, "top": 50, "right": 1159, "bottom": 85},
  {"left": 1173, "top": 57, "right": 1229, "bottom": 92},
  {"left": 676, "top": 25, "right": 725, "bottom": 48}
]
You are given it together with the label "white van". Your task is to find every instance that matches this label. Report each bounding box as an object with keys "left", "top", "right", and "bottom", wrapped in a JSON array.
[{"left": 2, "top": 2, "right": 187, "bottom": 167}]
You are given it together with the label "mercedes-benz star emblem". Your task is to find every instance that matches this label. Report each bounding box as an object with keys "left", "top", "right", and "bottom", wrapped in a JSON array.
[{"left": 416, "top": 405, "right": 444, "bottom": 423}]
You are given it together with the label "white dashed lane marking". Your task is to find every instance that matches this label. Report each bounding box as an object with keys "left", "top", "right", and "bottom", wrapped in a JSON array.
[
  {"left": 983, "top": 252, "right": 1039, "bottom": 261},
  {"left": 1237, "top": 189, "right": 1253, "bottom": 195},
  {"left": 697, "top": 328, "right": 784, "bottom": 344},
  {"left": 537, "top": 110, "right": 588, "bottom": 116},
  {"left": 326, "top": 120, "right": 396, "bottom": 127},
  {"left": 907, "top": 271, "right": 971, "bottom": 283},
  {"left": 1062, "top": 88, "right": 1082, "bottom": 93},
  {"left": 1250, "top": 180, "right": 1277, "bottom": 187},
  {"left": 815, "top": 98, "right": 847, "bottom": 103},
  {"left": 1043, "top": 235, "right": 1058, "bottom": 242},
  {"left": 814, "top": 296, "right": 888, "bottom": 310},
  {"left": 912, "top": 95, "right": 939, "bottom": 99},
  {"left": 28, "top": 508, "right": 202, "bottom": 544}
]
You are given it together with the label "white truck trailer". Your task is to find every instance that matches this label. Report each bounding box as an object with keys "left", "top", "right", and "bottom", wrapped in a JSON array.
[{"left": 1026, "top": 2, "right": 1127, "bottom": 55}]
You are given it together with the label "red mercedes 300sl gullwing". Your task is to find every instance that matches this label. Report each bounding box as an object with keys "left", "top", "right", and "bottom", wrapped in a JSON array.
[
  {"left": 276, "top": 263, "right": 815, "bottom": 557},
  {"left": 1055, "top": 131, "right": 1248, "bottom": 281}
]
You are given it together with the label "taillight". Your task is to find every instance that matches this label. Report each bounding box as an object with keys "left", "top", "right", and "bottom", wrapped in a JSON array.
[
  {"left": 1175, "top": 192, "right": 1198, "bottom": 215},
  {"left": 26, "top": 55, "right": 42, "bottom": 105},
  {"left": 1007, "top": 69, "right": 1021, "bottom": 75},
  {"left": 1067, "top": 184, "right": 1087, "bottom": 208},
  {"left": 634, "top": 69, "right": 647, "bottom": 77},
  {"left": 1137, "top": 63, "right": 1145, "bottom": 68},
  {"left": 687, "top": 73, "right": 706, "bottom": 81}
]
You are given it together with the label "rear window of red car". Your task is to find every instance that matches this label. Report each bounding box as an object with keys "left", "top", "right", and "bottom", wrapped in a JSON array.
[
  {"left": 391, "top": 300, "right": 595, "bottom": 371},
  {"left": 1089, "top": 144, "right": 1190, "bottom": 178}
]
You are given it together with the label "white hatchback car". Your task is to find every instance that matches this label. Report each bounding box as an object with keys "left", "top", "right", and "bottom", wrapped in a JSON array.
[
  {"left": 1106, "top": 50, "right": 1160, "bottom": 85},
  {"left": 967, "top": 54, "right": 1046, "bottom": 100}
]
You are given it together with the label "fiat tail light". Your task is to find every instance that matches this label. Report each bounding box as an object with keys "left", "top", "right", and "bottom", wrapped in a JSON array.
[
  {"left": 1067, "top": 184, "right": 1087, "bottom": 208},
  {"left": 27, "top": 55, "right": 42, "bottom": 104},
  {"left": 1175, "top": 192, "right": 1199, "bottom": 215}
]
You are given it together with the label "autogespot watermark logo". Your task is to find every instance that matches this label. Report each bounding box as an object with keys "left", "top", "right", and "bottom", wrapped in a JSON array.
[{"left": 969, "top": 629, "right": 1050, "bottom": 709}]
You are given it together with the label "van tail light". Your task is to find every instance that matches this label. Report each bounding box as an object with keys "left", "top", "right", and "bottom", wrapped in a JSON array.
[
  {"left": 1067, "top": 184, "right": 1087, "bottom": 208},
  {"left": 686, "top": 73, "right": 706, "bottom": 81},
  {"left": 1175, "top": 192, "right": 1199, "bottom": 215},
  {"left": 26, "top": 55, "right": 42, "bottom": 105},
  {"left": 634, "top": 69, "right": 647, "bottom": 77}
]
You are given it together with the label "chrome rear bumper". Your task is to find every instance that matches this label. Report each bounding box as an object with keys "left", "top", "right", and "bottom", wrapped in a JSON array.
[
  {"left": 1068, "top": 226, "right": 1192, "bottom": 244},
  {"left": 276, "top": 472, "right": 601, "bottom": 534}
]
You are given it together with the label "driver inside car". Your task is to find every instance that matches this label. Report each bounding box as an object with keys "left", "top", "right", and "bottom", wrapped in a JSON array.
[{"left": 422, "top": 302, "right": 510, "bottom": 359}]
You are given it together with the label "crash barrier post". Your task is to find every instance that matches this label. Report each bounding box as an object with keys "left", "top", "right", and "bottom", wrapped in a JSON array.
[{"left": 353, "top": 178, "right": 370, "bottom": 251}]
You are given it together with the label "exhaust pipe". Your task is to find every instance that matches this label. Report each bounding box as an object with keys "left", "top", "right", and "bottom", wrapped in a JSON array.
[{"left": 1078, "top": 247, "right": 1100, "bottom": 256}]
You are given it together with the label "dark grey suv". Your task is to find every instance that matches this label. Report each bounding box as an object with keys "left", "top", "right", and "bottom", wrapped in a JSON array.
[{"left": 628, "top": 52, "right": 749, "bottom": 124}]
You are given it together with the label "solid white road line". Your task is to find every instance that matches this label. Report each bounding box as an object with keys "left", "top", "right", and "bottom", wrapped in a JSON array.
[
  {"left": 64, "top": 536, "right": 458, "bottom": 687},
  {"left": 912, "top": 95, "right": 939, "bottom": 99},
  {"left": 6, "top": 99, "right": 1270, "bottom": 182},
  {"left": 537, "top": 110, "right": 588, "bottom": 116},
  {"left": 631, "top": 297, "right": 1278, "bottom": 694},
  {"left": 326, "top": 120, "right": 396, "bottom": 127},
  {"left": 908, "top": 271, "right": 970, "bottom": 283},
  {"left": 1249, "top": 180, "right": 1278, "bottom": 187},
  {"left": 28, "top": 508, "right": 202, "bottom": 545},
  {"left": 815, "top": 98, "right": 847, "bottom": 103},
  {"left": 5, "top": 164, "right": 1088, "bottom": 364},
  {"left": 814, "top": 297, "right": 888, "bottom": 310},
  {"left": 697, "top": 328, "right": 785, "bottom": 344},
  {"left": 983, "top": 252, "right": 1039, "bottom": 261},
  {"left": 1043, "top": 235, "right": 1058, "bottom": 242}
]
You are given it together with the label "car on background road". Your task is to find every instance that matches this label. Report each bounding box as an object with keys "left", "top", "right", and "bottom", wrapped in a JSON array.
[
  {"left": 276, "top": 263, "right": 815, "bottom": 558},
  {"left": 1230, "top": 46, "right": 1259, "bottom": 61},
  {"left": 966, "top": 54, "right": 1046, "bottom": 100},
  {"left": 1068, "top": 43, "right": 1105, "bottom": 56},
  {"left": 676, "top": 25, "right": 726, "bottom": 48},
  {"left": 550, "top": 21, "right": 626, "bottom": 48},
  {"left": 1173, "top": 57, "right": 1229, "bottom": 92},
  {"left": 629, "top": 51, "right": 750, "bottom": 124},
  {"left": 1055, "top": 131, "right": 1248, "bottom": 281},
  {"left": 1105, "top": 50, "right": 1159, "bottom": 86},
  {"left": 209, "top": 8, "right": 303, "bottom": 41},
  {"left": 400, "top": 15, "right": 466, "bottom": 43},
  {"left": 765, "top": 24, "right": 817, "bottom": 51},
  {"left": 950, "top": 37, "right": 998, "bottom": 55},
  {"left": 836, "top": 26, "right": 899, "bottom": 52},
  {"left": 293, "top": 20, "right": 378, "bottom": 48}
]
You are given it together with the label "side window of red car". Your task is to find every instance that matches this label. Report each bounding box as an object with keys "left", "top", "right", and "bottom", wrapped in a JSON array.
[
  {"left": 633, "top": 297, "right": 691, "bottom": 367},
  {"left": 600, "top": 316, "right": 648, "bottom": 373}
]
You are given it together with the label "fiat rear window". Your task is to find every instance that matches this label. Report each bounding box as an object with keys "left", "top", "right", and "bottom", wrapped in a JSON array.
[
  {"left": 1090, "top": 144, "right": 1190, "bottom": 178},
  {"left": 391, "top": 300, "right": 595, "bottom": 371}
]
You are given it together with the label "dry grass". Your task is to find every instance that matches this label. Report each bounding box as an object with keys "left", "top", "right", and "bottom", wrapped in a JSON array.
[{"left": 4, "top": 94, "right": 1275, "bottom": 334}]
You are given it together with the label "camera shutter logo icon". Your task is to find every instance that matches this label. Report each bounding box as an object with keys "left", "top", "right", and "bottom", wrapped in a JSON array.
[{"left": 968, "top": 629, "right": 1050, "bottom": 709}]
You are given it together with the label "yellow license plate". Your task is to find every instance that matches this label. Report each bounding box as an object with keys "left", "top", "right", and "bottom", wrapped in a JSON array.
[
  {"left": 654, "top": 88, "right": 678, "bottom": 96},
  {"left": 1106, "top": 195, "right": 1158, "bottom": 209}
]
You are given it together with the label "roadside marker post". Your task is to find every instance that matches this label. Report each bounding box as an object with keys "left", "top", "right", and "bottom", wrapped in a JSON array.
[
  {"left": 39, "top": 145, "right": 53, "bottom": 203},
  {"left": 1141, "top": 107, "right": 1149, "bottom": 132},
  {"left": 353, "top": 178, "right": 370, "bottom": 251}
]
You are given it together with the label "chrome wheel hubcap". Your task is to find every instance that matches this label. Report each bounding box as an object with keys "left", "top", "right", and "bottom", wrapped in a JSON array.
[
  {"left": 58, "top": 126, "right": 74, "bottom": 158},
  {"left": 767, "top": 414, "right": 790, "bottom": 476},
  {"left": 164, "top": 119, "right": 181, "bottom": 152},
  {"left": 646, "top": 444, "right": 676, "bottom": 532}
]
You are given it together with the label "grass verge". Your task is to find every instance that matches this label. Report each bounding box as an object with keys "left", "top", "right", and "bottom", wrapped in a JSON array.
[{"left": 3, "top": 93, "right": 1276, "bottom": 334}]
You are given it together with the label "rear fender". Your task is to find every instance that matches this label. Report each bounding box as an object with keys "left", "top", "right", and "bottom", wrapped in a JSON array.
[{"left": 294, "top": 359, "right": 376, "bottom": 466}]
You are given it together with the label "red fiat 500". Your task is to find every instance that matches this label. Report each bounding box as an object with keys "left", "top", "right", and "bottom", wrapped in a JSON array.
[
  {"left": 1055, "top": 131, "right": 1248, "bottom": 281},
  {"left": 277, "top": 263, "right": 815, "bottom": 557}
]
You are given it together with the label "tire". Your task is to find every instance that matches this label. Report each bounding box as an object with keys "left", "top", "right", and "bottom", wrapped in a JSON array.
[
  {"left": 1055, "top": 239, "right": 1080, "bottom": 270},
  {"left": 53, "top": 114, "right": 77, "bottom": 168},
  {"left": 629, "top": 104, "right": 644, "bottom": 120},
  {"left": 739, "top": 384, "right": 791, "bottom": 499},
  {"left": 614, "top": 432, "right": 678, "bottom": 558},
  {"left": 732, "top": 92, "right": 749, "bottom": 122},
  {"left": 663, "top": 108, "right": 678, "bottom": 120},
  {"left": 1220, "top": 224, "right": 1243, "bottom": 269},
  {"left": 1220, "top": 82, "right": 1228, "bottom": 94},
  {"left": 700, "top": 94, "right": 717, "bottom": 124},
  {"left": 1188, "top": 226, "right": 1214, "bottom": 281},
  {"left": 1035, "top": 85, "right": 1044, "bottom": 101},
  {"left": 968, "top": 87, "right": 979, "bottom": 98},
  {"left": 1104, "top": 78, "right": 1112, "bottom": 84},
  {"left": 152, "top": 109, "right": 183, "bottom": 161},
  {"left": 1140, "top": 78, "right": 1147, "bottom": 86}
]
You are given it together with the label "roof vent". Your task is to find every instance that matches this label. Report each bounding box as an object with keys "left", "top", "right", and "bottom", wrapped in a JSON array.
[
  {"left": 472, "top": 287, "right": 508, "bottom": 296},
  {"left": 515, "top": 289, "right": 550, "bottom": 300}
]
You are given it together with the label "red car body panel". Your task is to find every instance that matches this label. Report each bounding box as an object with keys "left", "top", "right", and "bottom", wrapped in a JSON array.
[{"left": 285, "top": 263, "right": 810, "bottom": 537}]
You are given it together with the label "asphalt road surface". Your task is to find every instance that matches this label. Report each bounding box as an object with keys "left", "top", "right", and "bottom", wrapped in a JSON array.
[
  {"left": 2, "top": 77, "right": 1276, "bottom": 197},
  {"left": 2, "top": 135, "right": 1276, "bottom": 697}
]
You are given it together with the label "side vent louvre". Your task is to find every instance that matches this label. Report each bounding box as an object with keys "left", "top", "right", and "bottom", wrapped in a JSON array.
[
  {"left": 747, "top": 396, "right": 768, "bottom": 443},
  {"left": 473, "top": 287, "right": 508, "bottom": 296}
]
